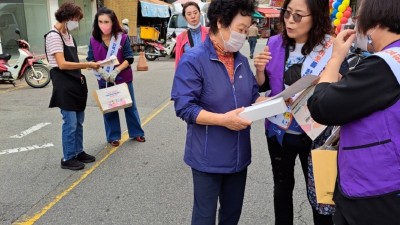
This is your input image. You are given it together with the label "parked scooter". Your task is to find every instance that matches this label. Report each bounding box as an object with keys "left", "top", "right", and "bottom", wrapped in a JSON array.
[
  {"left": 144, "top": 32, "right": 176, "bottom": 61},
  {"left": 0, "top": 28, "right": 50, "bottom": 88}
]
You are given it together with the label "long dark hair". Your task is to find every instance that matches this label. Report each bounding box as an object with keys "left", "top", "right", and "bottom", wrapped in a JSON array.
[
  {"left": 280, "top": 0, "right": 331, "bottom": 55},
  {"left": 92, "top": 7, "right": 124, "bottom": 42}
]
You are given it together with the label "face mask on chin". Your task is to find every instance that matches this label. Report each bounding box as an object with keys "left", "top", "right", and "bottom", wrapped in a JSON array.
[
  {"left": 220, "top": 27, "right": 247, "bottom": 52},
  {"left": 187, "top": 23, "right": 201, "bottom": 30},
  {"left": 66, "top": 21, "right": 79, "bottom": 31}
]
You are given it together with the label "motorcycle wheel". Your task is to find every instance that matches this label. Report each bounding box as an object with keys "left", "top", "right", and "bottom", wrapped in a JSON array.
[
  {"left": 144, "top": 45, "right": 157, "bottom": 61},
  {"left": 24, "top": 64, "right": 51, "bottom": 88}
]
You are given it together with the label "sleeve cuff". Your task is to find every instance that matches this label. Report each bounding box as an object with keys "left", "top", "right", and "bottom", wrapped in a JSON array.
[{"left": 189, "top": 107, "right": 202, "bottom": 124}]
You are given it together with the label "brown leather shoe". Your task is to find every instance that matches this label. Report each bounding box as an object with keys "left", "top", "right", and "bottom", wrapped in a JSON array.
[{"left": 109, "top": 140, "right": 120, "bottom": 146}]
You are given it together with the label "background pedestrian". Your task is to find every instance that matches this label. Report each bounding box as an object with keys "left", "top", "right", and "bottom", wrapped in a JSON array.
[
  {"left": 121, "top": 18, "right": 129, "bottom": 34},
  {"left": 248, "top": 20, "right": 258, "bottom": 59},
  {"left": 174, "top": 1, "right": 208, "bottom": 68}
]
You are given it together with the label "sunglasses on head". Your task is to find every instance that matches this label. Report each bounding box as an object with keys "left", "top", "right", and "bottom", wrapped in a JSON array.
[{"left": 281, "top": 8, "right": 311, "bottom": 23}]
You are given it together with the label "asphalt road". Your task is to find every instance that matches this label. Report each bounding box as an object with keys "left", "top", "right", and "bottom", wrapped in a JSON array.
[{"left": 0, "top": 39, "right": 315, "bottom": 225}]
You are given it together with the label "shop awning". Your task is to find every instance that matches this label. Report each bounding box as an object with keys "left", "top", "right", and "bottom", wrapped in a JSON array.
[
  {"left": 140, "top": 0, "right": 171, "bottom": 18},
  {"left": 252, "top": 11, "right": 265, "bottom": 19},
  {"left": 257, "top": 7, "right": 281, "bottom": 18}
]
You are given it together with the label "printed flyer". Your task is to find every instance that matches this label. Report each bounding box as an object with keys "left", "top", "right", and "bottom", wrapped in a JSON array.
[{"left": 291, "top": 86, "right": 326, "bottom": 140}]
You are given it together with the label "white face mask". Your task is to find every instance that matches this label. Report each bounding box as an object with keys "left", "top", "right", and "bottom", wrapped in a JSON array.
[
  {"left": 354, "top": 27, "right": 377, "bottom": 52},
  {"left": 220, "top": 27, "right": 247, "bottom": 52},
  {"left": 66, "top": 21, "right": 79, "bottom": 31},
  {"left": 187, "top": 22, "right": 201, "bottom": 30}
]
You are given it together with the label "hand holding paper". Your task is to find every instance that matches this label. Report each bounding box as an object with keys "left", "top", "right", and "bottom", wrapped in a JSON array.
[
  {"left": 98, "top": 55, "right": 120, "bottom": 67},
  {"left": 87, "top": 62, "right": 101, "bottom": 70},
  {"left": 239, "top": 97, "right": 287, "bottom": 122},
  {"left": 222, "top": 107, "right": 252, "bottom": 131}
]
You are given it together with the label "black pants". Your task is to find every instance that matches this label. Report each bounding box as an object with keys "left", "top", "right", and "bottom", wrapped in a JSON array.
[
  {"left": 267, "top": 133, "right": 333, "bottom": 225},
  {"left": 333, "top": 184, "right": 400, "bottom": 225},
  {"left": 191, "top": 168, "right": 247, "bottom": 225}
]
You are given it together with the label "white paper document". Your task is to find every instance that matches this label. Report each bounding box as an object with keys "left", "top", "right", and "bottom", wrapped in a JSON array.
[
  {"left": 270, "top": 74, "right": 319, "bottom": 100},
  {"left": 99, "top": 55, "right": 120, "bottom": 67},
  {"left": 239, "top": 97, "right": 287, "bottom": 122}
]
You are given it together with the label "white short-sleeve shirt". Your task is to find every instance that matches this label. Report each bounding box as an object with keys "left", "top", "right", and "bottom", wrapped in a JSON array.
[{"left": 45, "top": 28, "right": 75, "bottom": 67}]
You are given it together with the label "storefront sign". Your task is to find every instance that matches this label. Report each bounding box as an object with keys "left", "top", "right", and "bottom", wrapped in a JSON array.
[{"left": 270, "top": 0, "right": 284, "bottom": 7}]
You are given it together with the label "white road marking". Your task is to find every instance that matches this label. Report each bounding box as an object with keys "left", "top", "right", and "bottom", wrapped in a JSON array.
[
  {"left": 0, "top": 143, "right": 54, "bottom": 155},
  {"left": 10, "top": 122, "right": 51, "bottom": 138}
]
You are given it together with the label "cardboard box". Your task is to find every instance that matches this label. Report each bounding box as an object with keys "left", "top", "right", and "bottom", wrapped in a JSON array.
[
  {"left": 239, "top": 97, "right": 287, "bottom": 122},
  {"left": 93, "top": 83, "right": 133, "bottom": 114}
]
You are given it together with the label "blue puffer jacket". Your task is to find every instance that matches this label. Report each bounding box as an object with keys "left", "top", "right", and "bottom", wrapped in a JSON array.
[{"left": 171, "top": 36, "right": 260, "bottom": 174}]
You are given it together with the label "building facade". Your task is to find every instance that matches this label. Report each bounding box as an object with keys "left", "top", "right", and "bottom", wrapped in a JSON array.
[
  {"left": 0, "top": 0, "right": 96, "bottom": 56},
  {"left": 104, "top": 0, "right": 139, "bottom": 37}
]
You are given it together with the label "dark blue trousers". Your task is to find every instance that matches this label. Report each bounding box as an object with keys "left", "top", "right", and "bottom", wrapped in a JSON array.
[
  {"left": 191, "top": 168, "right": 247, "bottom": 225},
  {"left": 248, "top": 37, "right": 257, "bottom": 57}
]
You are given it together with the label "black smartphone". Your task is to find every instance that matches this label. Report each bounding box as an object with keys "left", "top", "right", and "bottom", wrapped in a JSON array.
[{"left": 343, "top": 24, "right": 355, "bottom": 30}]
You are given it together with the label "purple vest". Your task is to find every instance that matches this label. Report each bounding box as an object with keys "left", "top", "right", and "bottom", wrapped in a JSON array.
[
  {"left": 90, "top": 34, "right": 133, "bottom": 84},
  {"left": 264, "top": 35, "right": 293, "bottom": 137},
  {"left": 265, "top": 35, "right": 286, "bottom": 97},
  {"left": 263, "top": 35, "right": 284, "bottom": 131},
  {"left": 339, "top": 42, "right": 400, "bottom": 198}
]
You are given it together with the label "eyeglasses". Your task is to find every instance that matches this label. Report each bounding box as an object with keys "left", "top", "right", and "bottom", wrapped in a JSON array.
[{"left": 281, "top": 8, "right": 311, "bottom": 23}]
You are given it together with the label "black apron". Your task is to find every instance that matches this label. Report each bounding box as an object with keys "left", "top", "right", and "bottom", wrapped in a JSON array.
[{"left": 45, "top": 30, "right": 88, "bottom": 111}]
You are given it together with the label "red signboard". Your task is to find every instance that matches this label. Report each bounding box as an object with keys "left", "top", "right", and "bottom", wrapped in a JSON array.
[{"left": 258, "top": 8, "right": 281, "bottom": 18}]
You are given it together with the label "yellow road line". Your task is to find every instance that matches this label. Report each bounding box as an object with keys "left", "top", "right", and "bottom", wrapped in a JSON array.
[{"left": 13, "top": 99, "right": 172, "bottom": 225}]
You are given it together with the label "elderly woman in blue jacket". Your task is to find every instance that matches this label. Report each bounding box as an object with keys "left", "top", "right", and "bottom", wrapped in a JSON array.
[{"left": 171, "top": 0, "right": 264, "bottom": 224}]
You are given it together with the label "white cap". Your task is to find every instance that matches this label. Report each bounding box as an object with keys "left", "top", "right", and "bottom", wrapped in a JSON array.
[{"left": 122, "top": 18, "right": 129, "bottom": 24}]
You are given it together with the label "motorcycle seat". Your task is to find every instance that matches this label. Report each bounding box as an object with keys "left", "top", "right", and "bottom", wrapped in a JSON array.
[{"left": 0, "top": 54, "right": 11, "bottom": 60}]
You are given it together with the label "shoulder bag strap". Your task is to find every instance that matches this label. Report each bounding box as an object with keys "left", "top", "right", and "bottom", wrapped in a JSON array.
[
  {"left": 187, "top": 29, "right": 194, "bottom": 48},
  {"left": 44, "top": 30, "right": 65, "bottom": 62}
]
